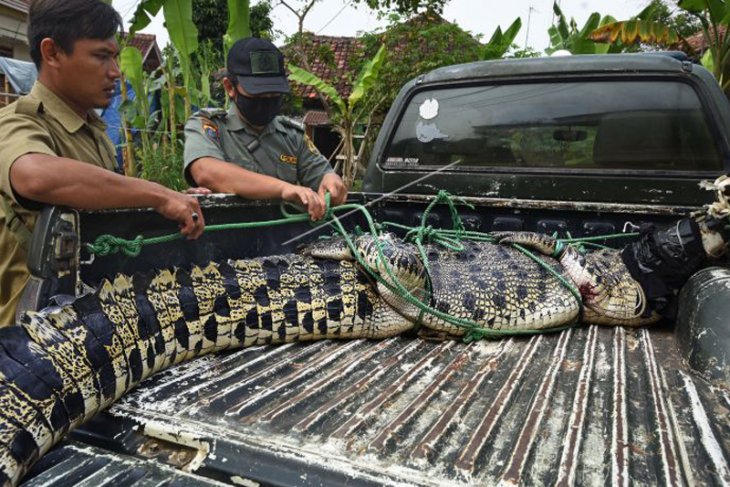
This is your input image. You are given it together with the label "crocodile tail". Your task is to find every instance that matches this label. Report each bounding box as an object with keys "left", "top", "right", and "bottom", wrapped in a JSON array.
[
  {"left": 0, "top": 314, "right": 98, "bottom": 485},
  {"left": 0, "top": 255, "right": 405, "bottom": 485}
]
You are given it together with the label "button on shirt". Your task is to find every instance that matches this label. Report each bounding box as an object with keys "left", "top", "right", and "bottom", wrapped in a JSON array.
[
  {"left": 0, "top": 81, "right": 117, "bottom": 326},
  {"left": 183, "top": 105, "right": 333, "bottom": 190}
]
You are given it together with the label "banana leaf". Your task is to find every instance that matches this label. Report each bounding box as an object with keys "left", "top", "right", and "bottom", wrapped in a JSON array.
[
  {"left": 287, "top": 64, "right": 346, "bottom": 114},
  {"left": 129, "top": 0, "right": 165, "bottom": 34},
  {"left": 349, "top": 45, "right": 386, "bottom": 109},
  {"left": 224, "top": 0, "right": 250, "bottom": 58}
]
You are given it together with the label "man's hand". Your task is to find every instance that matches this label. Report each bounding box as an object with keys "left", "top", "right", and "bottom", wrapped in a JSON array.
[
  {"left": 154, "top": 190, "right": 206, "bottom": 239},
  {"left": 185, "top": 187, "right": 212, "bottom": 195},
  {"left": 318, "top": 173, "right": 347, "bottom": 206},
  {"left": 281, "top": 183, "right": 326, "bottom": 221}
]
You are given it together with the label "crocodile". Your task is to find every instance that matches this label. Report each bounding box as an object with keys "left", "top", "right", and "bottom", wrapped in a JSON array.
[{"left": 0, "top": 216, "right": 725, "bottom": 486}]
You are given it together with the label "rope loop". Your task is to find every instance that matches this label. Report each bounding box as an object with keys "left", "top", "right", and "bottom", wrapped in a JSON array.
[{"left": 86, "top": 234, "right": 144, "bottom": 257}]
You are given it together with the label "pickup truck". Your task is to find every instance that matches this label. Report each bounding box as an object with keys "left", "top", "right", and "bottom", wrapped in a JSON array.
[{"left": 18, "top": 52, "right": 730, "bottom": 486}]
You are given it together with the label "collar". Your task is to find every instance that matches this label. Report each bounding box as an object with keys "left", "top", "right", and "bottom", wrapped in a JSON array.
[
  {"left": 224, "top": 103, "right": 278, "bottom": 136},
  {"left": 30, "top": 81, "right": 104, "bottom": 133}
]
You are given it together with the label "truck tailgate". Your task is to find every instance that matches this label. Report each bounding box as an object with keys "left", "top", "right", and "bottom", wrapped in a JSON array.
[{"left": 38, "top": 325, "right": 730, "bottom": 486}]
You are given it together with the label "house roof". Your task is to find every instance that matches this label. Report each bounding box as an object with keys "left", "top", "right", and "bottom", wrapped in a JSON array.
[
  {"left": 0, "top": 0, "right": 28, "bottom": 13},
  {"left": 122, "top": 33, "right": 162, "bottom": 72},
  {"left": 284, "top": 35, "right": 364, "bottom": 100},
  {"left": 302, "top": 110, "right": 330, "bottom": 126},
  {"left": 685, "top": 27, "right": 726, "bottom": 53}
]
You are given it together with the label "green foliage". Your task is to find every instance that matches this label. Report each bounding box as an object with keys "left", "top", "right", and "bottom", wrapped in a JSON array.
[
  {"left": 646, "top": 0, "right": 702, "bottom": 39},
  {"left": 285, "top": 32, "right": 337, "bottom": 71},
  {"left": 288, "top": 65, "right": 346, "bottom": 112},
  {"left": 546, "top": 2, "right": 618, "bottom": 54},
  {"left": 595, "top": 0, "right": 730, "bottom": 91},
  {"left": 223, "top": 0, "right": 251, "bottom": 56},
  {"left": 193, "top": 0, "right": 274, "bottom": 52},
  {"left": 350, "top": 0, "right": 448, "bottom": 15},
  {"left": 129, "top": 0, "right": 165, "bottom": 32},
  {"left": 507, "top": 46, "right": 542, "bottom": 58},
  {"left": 589, "top": 2, "right": 681, "bottom": 49},
  {"left": 356, "top": 13, "right": 482, "bottom": 115},
  {"left": 481, "top": 18, "right": 522, "bottom": 60},
  {"left": 139, "top": 144, "right": 187, "bottom": 192}
]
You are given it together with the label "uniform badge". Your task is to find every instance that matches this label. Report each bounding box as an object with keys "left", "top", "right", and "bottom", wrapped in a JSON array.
[
  {"left": 202, "top": 119, "right": 220, "bottom": 142},
  {"left": 280, "top": 154, "right": 297, "bottom": 165}
]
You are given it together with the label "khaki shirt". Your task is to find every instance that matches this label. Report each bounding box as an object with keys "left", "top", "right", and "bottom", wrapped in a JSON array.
[
  {"left": 183, "top": 106, "right": 333, "bottom": 190},
  {"left": 0, "top": 81, "right": 117, "bottom": 326}
]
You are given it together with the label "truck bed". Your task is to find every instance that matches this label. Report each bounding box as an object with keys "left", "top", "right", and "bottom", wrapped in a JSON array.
[
  {"left": 20, "top": 195, "right": 730, "bottom": 486},
  {"left": 25, "top": 325, "right": 729, "bottom": 486}
]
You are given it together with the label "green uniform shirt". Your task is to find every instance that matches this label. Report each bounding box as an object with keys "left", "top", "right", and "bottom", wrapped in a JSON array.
[
  {"left": 183, "top": 105, "right": 333, "bottom": 190},
  {"left": 0, "top": 81, "right": 117, "bottom": 326}
]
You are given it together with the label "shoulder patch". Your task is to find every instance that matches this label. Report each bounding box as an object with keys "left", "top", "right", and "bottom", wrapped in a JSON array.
[{"left": 201, "top": 118, "right": 220, "bottom": 142}]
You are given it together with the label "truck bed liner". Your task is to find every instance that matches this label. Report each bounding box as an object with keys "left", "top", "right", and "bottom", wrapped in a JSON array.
[{"left": 44, "top": 326, "right": 730, "bottom": 486}]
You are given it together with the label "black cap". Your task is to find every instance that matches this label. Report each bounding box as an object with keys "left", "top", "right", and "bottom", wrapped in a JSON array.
[{"left": 227, "top": 37, "right": 290, "bottom": 95}]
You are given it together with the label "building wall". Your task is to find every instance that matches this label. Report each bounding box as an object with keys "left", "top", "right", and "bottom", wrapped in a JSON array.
[{"left": 0, "top": 7, "right": 29, "bottom": 61}]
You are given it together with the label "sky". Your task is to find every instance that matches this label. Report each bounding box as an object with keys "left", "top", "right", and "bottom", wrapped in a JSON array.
[{"left": 111, "top": 0, "right": 653, "bottom": 54}]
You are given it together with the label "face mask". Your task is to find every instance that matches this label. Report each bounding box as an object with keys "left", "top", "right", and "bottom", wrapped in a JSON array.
[{"left": 234, "top": 92, "right": 283, "bottom": 126}]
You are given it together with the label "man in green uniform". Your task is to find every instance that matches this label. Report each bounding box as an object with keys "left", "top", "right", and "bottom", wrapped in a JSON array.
[
  {"left": 0, "top": 0, "right": 207, "bottom": 326},
  {"left": 184, "top": 37, "right": 347, "bottom": 220}
]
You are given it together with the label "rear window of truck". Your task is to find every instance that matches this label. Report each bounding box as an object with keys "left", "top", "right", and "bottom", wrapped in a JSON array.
[{"left": 384, "top": 80, "right": 723, "bottom": 172}]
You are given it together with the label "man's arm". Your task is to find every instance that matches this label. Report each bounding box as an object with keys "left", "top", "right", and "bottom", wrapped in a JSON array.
[
  {"left": 189, "top": 157, "right": 326, "bottom": 220},
  {"left": 294, "top": 133, "right": 347, "bottom": 206},
  {"left": 10, "top": 154, "right": 205, "bottom": 239}
]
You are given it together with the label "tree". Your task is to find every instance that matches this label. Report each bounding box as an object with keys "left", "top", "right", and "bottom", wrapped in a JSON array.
[
  {"left": 350, "top": 0, "right": 449, "bottom": 15},
  {"left": 645, "top": 0, "right": 702, "bottom": 39},
  {"left": 356, "top": 12, "right": 483, "bottom": 115},
  {"left": 590, "top": 1, "right": 730, "bottom": 91},
  {"left": 193, "top": 0, "right": 275, "bottom": 53}
]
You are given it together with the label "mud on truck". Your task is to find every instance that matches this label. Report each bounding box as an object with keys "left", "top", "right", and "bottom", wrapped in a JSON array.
[{"left": 16, "top": 52, "right": 730, "bottom": 486}]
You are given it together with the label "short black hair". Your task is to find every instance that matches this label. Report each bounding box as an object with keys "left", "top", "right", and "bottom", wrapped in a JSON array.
[{"left": 28, "top": 0, "right": 122, "bottom": 69}]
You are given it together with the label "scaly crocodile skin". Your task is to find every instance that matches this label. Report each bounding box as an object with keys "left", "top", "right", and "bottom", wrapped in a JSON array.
[
  {"left": 0, "top": 231, "right": 675, "bottom": 485},
  {"left": 0, "top": 253, "right": 411, "bottom": 486}
]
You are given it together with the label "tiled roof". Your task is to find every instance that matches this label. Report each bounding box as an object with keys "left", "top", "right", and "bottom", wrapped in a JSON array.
[
  {"left": 685, "top": 27, "right": 726, "bottom": 53},
  {"left": 302, "top": 110, "right": 330, "bottom": 126},
  {"left": 121, "top": 33, "right": 162, "bottom": 72},
  {"left": 283, "top": 35, "right": 364, "bottom": 100},
  {"left": 0, "top": 0, "right": 28, "bottom": 13}
]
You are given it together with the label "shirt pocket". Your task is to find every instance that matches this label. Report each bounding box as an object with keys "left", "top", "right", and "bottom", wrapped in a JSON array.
[{"left": 276, "top": 159, "right": 298, "bottom": 184}]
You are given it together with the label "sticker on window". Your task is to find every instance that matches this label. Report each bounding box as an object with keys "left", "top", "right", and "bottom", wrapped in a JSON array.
[
  {"left": 419, "top": 98, "right": 439, "bottom": 120},
  {"left": 416, "top": 121, "right": 448, "bottom": 143}
]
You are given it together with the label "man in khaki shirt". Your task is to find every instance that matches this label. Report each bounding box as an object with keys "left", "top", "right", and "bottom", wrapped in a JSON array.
[{"left": 0, "top": 0, "right": 207, "bottom": 326}]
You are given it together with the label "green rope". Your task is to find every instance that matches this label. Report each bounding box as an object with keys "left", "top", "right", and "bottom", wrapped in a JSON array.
[
  {"left": 86, "top": 195, "right": 335, "bottom": 257},
  {"left": 332, "top": 191, "right": 579, "bottom": 342},
  {"left": 83, "top": 190, "right": 637, "bottom": 342}
]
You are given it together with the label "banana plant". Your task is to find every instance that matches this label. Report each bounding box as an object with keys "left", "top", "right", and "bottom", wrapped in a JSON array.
[
  {"left": 546, "top": 1, "right": 617, "bottom": 55},
  {"left": 592, "top": 0, "right": 730, "bottom": 91},
  {"left": 288, "top": 45, "right": 387, "bottom": 188},
  {"left": 129, "top": 0, "right": 199, "bottom": 119},
  {"left": 481, "top": 18, "right": 522, "bottom": 60},
  {"left": 224, "top": 0, "right": 251, "bottom": 58},
  {"left": 589, "top": 2, "right": 681, "bottom": 49}
]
